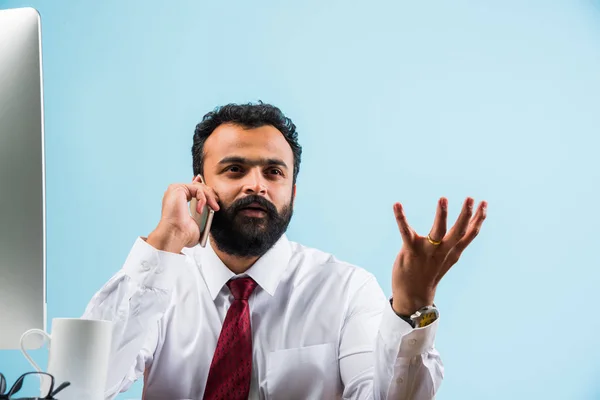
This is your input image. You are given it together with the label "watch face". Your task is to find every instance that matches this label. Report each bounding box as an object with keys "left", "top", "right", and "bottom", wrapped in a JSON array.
[{"left": 415, "top": 308, "right": 439, "bottom": 328}]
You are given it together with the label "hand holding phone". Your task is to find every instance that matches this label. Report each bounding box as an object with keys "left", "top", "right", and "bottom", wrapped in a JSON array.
[
  {"left": 189, "top": 175, "right": 215, "bottom": 247},
  {"left": 147, "top": 175, "right": 219, "bottom": 253}
]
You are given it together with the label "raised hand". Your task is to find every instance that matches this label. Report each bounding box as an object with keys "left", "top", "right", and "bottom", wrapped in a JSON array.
[{"left": 391, "top": 197, "right": 487, "bottom": 316}]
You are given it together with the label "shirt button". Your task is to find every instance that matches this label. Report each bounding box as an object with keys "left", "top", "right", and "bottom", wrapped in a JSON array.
[
  {"left": 396, "top": 377, "right": 404, "bottom": 384},
  {"left": 409, "top": 339, "right": 417, "bottom": 345},
  {"left": 141, "top": 261, "right": 151, "bottom": 271}
]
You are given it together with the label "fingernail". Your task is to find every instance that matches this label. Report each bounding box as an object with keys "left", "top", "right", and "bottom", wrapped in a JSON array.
[{"left": 440, "top": 198, "right": 447, "bottom": 210}]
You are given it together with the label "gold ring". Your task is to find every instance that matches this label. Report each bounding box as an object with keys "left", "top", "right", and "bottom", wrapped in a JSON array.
[{"left": 427, "top": 234, "right": 442, "bottom": 246}]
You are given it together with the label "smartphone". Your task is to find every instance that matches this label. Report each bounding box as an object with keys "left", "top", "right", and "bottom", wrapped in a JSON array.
[{"left": 189, "top": 175, "right": 215, "bottom": 247}]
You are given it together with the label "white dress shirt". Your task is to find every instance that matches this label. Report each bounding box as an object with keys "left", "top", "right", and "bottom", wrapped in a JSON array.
[{"left": 82, "top": 234, "right": 443, "bottom": 400}]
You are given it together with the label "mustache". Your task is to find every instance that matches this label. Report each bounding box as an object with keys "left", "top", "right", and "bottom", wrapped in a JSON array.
[{"left": 229, "top": 195, "right": 278, "bottom": 216}]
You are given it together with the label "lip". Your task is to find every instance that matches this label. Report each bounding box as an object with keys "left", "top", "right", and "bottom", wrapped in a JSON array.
[
  {"left": 239, "top": 208, "right": 267, "bottom": 217},
  {"left": 240, "top": 202, "right": 267, "bottom": 212}
]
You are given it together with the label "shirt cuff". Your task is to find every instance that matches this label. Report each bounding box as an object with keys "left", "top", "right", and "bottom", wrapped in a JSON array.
[
  {"left": 121, "top": 237, "right": 188, "bottom": 291},
  {"left": 379, "top": 300, "right": 439, "bottom": 358}
]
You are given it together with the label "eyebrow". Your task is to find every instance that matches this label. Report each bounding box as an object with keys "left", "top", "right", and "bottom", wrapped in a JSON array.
[{"left": 217, "top": 156, "right": 289, "bottom": 170}]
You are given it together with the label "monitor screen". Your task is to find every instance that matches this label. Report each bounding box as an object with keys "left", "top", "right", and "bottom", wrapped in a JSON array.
[{"left": 0, "top": 7, "right": 46, "bottom": 350}]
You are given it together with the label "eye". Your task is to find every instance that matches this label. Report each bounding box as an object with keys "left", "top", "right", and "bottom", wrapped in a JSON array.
[
  {"left": 226, "top": 165, "right": 243, "bottom": 173},
  {"left": 268, "top": 168, "right": 283, "bottom": 176}
]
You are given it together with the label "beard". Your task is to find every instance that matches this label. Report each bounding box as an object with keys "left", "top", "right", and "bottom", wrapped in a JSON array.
[{"left": 209, "top": 193, "right": 293, "bottom": 258}]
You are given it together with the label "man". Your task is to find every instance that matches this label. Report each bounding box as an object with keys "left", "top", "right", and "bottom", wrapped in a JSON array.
[{"left": 83, "top": 102, "right": 487, "bottom": 400}]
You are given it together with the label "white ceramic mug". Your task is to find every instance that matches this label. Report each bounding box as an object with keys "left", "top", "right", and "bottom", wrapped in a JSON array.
[{"left": 20, "top": 318, "right": 113, "bottom": 400}]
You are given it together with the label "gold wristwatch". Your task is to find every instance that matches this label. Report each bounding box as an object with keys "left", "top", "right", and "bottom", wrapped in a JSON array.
[{"left": 390, "top": 300, "right": 439, "bottom": 328}]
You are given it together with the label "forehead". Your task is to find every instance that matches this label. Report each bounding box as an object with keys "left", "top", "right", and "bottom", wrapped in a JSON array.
[{"left": 203, "top": 123, "right": 294, "bottom": 164}]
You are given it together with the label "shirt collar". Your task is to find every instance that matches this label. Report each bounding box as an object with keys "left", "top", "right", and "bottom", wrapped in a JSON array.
[{"left": 193, "top": 234, "right": 292, "bottom": 301}]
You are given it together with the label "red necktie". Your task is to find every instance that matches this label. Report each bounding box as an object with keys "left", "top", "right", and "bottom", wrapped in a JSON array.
[{"left": 203, "top": 277, "right": 257, "bottom": 400}]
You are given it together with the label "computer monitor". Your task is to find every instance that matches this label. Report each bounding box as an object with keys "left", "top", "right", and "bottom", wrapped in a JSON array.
[{"left": 0, "top": 7, "right": 46, "bottom": 349}]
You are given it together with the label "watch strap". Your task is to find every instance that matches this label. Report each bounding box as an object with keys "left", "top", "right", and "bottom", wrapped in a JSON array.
[{"left": 389, "top": 299, "right": 438, "bottom": 328}]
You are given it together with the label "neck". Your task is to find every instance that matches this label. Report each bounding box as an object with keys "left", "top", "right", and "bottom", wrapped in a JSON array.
[{"left": 209, "top": 237, "right": 260, "bottom": 274}]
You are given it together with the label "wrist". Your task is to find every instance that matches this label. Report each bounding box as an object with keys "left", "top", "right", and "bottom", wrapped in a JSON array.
[
  {"left": 390, "top": 298, "right": 439, "bottom": 328},
  {"left": 391, "top": 295, "right": 432, "bottom": 316},
  {"left": 147, "top": 224, "right": 188, "bottom": 254}
]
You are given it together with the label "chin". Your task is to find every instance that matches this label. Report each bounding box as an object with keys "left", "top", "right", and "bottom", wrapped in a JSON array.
[{"left": 236, "top": 216, "right": 269, "bottom": 228}]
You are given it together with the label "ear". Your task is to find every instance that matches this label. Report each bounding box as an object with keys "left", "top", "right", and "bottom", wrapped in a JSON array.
[
  {"left": 192, "top": 174, "right": 204, "bottom": 183},
  {"left": 292, "top": 184, "right": 297, "bottom": 204}
]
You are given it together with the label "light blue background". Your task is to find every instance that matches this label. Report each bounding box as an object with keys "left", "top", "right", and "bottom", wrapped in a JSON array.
[{"left": 1, "top": 0, "right": 600, "bottom": 399}]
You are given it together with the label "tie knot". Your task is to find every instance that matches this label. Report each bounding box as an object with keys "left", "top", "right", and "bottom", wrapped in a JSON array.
[{"left": 227, "top": 277, "right": 257, "bottom": 300}]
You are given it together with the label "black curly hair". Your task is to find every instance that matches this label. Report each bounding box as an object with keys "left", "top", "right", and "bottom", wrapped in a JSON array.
[{"left": 192, "top": 101, "right": 302, "bottom": 184}]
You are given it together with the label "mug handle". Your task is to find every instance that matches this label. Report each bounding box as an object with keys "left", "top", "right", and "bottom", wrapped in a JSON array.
[{"left": 20, "top": 328, "right": 51, "bottom": 372}]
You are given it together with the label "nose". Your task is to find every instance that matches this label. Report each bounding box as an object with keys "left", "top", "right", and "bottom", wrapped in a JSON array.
[{"left": 242, "top": 169, "right": 267, "bottom": 196}]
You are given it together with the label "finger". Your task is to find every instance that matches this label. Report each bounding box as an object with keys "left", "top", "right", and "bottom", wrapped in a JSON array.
[
  {"left": 428, "top": 197, "right": 448, "bottom": 244},
  {"left": 195, "top": 189, "right": 208, "bottom": 214},
  {"left": 186, "top": 183, "right": 220, "bottom": 211},
  {"left": 204, "top": 187, "right": 221, "bottom": 211},
  {"left": 393, "top": 203, "right": 416, "bottom": 246},
  {"left": 439, "top": 201, "right": 487, "bottom": 277},
  {"left": 443, "top": 197, "right": 474, "bottom": 249},
  {"left": 453, "top": 201, "right": 487, "bottom": 254}
]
